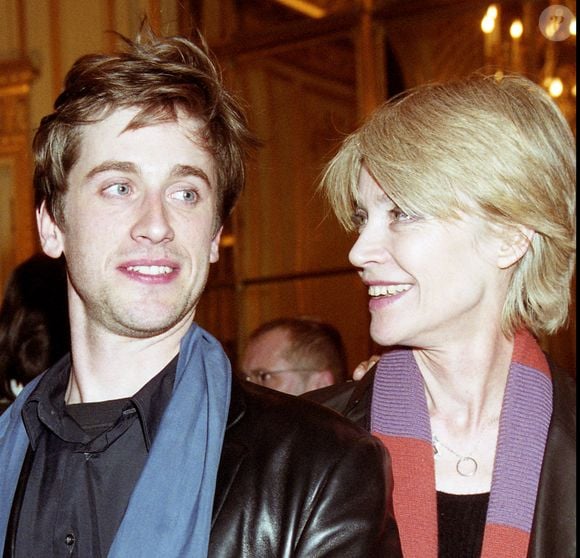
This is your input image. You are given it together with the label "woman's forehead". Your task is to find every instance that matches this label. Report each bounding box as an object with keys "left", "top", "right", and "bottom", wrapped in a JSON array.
[{"left": 357, "top": 168, "right": 395, "bottom": 206}]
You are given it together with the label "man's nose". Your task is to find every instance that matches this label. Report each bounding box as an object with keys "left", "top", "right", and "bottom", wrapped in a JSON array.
[{"left": 130, "top": 193, "right": 175, "bottom": 244}]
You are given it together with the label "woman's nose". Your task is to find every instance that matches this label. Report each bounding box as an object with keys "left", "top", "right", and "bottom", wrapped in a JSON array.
[{"left": 348, "top": 223, "right": 390, "bottom": 269}]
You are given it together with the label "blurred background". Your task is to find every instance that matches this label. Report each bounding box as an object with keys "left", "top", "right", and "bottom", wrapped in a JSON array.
[{"left": 0, "top": 0, "right": 575, "bottom": 374}]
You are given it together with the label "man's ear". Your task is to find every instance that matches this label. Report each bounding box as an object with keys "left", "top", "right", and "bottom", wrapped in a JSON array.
[
  {"left": 37, "top": 202, "right": 64, "bottom": 258},
  {"left": 209, "top": 226, "right": 223, "bottom": 264},
  {"left": 497, "top": 225, "right": 535, "bottom": 270}
]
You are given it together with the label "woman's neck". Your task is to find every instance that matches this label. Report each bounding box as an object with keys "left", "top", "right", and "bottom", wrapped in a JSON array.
[{"left": 413, "top": 333, "right": 515, "bottom": 494}]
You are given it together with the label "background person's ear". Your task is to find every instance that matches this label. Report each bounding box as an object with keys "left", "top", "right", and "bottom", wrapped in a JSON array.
[
  {"left": 497, "top": 225, "right": 535, "bottom": 270},
  {"left": 36, "top": 202, "right": 65, "bottom": 258}
]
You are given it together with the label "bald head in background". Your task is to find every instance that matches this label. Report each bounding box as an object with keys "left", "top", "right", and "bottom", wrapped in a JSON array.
[{"left": 241, "top": 317, "right": 348, "bottom": 396}]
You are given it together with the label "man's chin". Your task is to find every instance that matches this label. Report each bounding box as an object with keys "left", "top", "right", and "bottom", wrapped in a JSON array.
[{"left": 107, "top": 313, "right": 191, "bottom": 339}]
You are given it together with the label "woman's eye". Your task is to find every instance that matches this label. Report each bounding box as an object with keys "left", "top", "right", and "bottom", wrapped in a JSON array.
[
  {"left": 350, "top": 209, "right": 367, "bottom": 230},
  {"left": 391, "top": 207, "right": 414, "bottom": 222}
]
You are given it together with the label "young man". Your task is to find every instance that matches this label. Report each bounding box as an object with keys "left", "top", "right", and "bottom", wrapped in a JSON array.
[
  {"left": 0, "top": 28, "right": 400, "bottom": 557},
  {"left": 241, "top": 317, "right": 348, "bottom": 395}
]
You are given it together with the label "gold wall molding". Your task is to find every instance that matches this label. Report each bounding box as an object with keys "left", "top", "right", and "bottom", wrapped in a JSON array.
[{"left": 0, "top": 57, "right": 36, "bottom": 292}]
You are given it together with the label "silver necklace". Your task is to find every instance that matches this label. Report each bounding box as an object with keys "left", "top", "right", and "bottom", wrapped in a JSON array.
[{"left": 432, "top": 435, "right": 479, "bottom": 477}]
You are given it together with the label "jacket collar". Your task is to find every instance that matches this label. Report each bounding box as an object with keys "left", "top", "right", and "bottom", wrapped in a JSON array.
[
  {"left": 211, "top": 374, "right": 249, "bottom": 525},
  {"left": 225, "top": 374, "right": 247, "bottom": 430},
  {"left": 528, "top": 364, "right": 576, "bottom": 557},
  {"left": 343, "top": 365, "right": 376, "bottom": 430}
]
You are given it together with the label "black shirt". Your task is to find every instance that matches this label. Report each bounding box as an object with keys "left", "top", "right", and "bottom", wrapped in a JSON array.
[
  {"left": 12, "top": 355, "right": 177, "bottom": 558},
  {"left": 437, "top": 491, "right": 489, "bottom": 558}
]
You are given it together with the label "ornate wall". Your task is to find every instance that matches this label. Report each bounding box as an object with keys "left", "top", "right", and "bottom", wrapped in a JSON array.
[{"left": 0, "top": 0, "right": 575, "bottom": 373}]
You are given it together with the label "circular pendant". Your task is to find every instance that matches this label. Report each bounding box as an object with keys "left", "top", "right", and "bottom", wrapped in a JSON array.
[{"left": 456, "top": 456, "right": 478, "bottom": 477}]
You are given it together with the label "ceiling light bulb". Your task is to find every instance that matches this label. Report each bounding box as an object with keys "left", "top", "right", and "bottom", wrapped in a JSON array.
[
  {"left": 510, "top": 20, "right": 523, "bottom": 39},
  {"left": 486, "top": 5, "right": 498, "bottom": 19},
  {"left": 548, "top": 78, "right": 564, "bottom": 97},
  {"left": 481, "top": 15, "right": 495, "bottom": 33}
]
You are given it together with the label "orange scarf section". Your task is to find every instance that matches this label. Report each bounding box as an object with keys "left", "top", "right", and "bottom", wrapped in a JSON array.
[{"left": 374, "top": 435, "right": 437, "bottom": 558}]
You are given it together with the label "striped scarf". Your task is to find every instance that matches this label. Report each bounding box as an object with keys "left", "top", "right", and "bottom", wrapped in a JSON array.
[{"left": 371, "top": 330, "right": 552, "bottom": 558}]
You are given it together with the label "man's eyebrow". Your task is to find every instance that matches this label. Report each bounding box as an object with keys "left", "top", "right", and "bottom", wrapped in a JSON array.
[
  {"left": 84, "top": 162, "right": 212, "bottom": 188},
  {"left": 85, "top": 161, "right": 138, "bottom": 180},
  {"left": 171, "top": 165, "right": 212, "bottom": 189}
]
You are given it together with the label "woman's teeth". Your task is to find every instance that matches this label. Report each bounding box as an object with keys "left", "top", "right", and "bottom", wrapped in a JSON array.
[{"left": 368, "top": 284, "right": 411, "bottom": 297}]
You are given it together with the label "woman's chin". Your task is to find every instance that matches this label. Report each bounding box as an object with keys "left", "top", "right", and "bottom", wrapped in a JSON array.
[{"left": 370, "top": 324, "right": 396, "bottom": 348}]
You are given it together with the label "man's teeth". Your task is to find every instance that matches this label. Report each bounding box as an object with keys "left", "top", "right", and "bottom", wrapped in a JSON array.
[
  {"left": 368, "top": 284, "right": 411, "bottom": 297},
  {"left": 127, "top": 265, "right": 173, "bottom": 275}
]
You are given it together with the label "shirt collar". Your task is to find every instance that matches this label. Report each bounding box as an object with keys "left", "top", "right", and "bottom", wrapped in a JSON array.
[
  {"left": 22, "top": 354, "right": 177, "bottom": 451},
  {"left": 131, "top": 355, "right": 177, "bottom": 449}
]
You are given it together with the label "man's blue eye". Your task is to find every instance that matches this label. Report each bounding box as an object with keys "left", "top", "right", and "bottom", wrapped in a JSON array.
[
  {"left": 105, "top": 182, "right": 130, "bottom": 196},
  {"left": 173, "top": 190, "right": 199, "bottom": 203}
]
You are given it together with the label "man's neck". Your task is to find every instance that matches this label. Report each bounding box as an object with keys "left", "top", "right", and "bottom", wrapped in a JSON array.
[{"left": 65, "top": 322, "right": 189, "bottom": 404}]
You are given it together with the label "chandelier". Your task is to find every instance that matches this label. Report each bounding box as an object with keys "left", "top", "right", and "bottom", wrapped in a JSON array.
[{"left": 481, "top": 2, "right": 576, "bottom": 132}]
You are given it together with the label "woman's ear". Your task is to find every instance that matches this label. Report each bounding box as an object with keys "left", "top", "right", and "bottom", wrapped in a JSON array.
[
  {"left": 497, "top": 225, "right": 535, "bottom": 269},
  {"left": 37, "top": 202, "right": 64, "bottom": 258}
]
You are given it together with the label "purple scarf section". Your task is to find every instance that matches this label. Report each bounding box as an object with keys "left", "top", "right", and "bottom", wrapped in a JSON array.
[{"left": 489, "top": 360, "right": 553, "bottom": 529}]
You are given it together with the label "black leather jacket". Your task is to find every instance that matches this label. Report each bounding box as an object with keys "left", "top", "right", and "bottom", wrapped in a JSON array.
[
  {"left": 209, "top": 377, "right": 401, "bottom": 556},
  {"left": 6, "top": 376, "right": 402, "bottom": 557},
  {"left": 304, "top": 364, "right": 576, "bottom": 558}
]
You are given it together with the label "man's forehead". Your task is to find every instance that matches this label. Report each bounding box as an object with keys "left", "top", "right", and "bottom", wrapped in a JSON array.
[
  {"left": 75, "top": 108, "right": 213, "bottom": 167},
  {"left": 260, "top": 327, "right": 292, "bottom": 347},
  {"left": 245, "top": 328, "right": 290, "bottom": 361}
]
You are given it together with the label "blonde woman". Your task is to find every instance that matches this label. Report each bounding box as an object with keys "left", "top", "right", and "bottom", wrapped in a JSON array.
[{"left": 307, "top": 73, "right": 576, "bottom": 557}]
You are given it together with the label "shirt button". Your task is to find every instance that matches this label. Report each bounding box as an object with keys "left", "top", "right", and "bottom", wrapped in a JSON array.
[{"left": 65, "top": 533, "right": 75, "bottom": 546}]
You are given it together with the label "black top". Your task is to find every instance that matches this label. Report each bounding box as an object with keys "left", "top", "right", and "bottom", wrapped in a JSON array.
[
  {"left": 437, "top": 491, "right": 489, "bottom": 558},
  {"left": 11, "top": 355, "right": 176, "bottom": 558}
]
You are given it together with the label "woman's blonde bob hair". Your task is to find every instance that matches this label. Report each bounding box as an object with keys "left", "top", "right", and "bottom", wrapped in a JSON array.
[{"left": 322, "top": 73, "right": 576, "bottom": 337}]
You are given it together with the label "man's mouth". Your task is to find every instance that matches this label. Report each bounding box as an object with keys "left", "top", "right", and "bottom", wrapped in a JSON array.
[{"left": 126, "top": 265, "right": 174, "bottom": 276}]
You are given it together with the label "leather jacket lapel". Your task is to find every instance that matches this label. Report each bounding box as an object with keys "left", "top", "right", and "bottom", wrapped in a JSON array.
[
  {"left": 212, "top": 376, "right": 249, "bottom": 526},
  {"left": 343, "top": 367, "right": 376, "bottom": 430},
  {"left": 528, "top": 366, "right": 576, "bottom": 557}
]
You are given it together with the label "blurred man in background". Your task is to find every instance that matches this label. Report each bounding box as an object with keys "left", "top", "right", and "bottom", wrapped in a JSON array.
[{"left": 241, "top": 317, "right": 347, "bottom": 395}]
